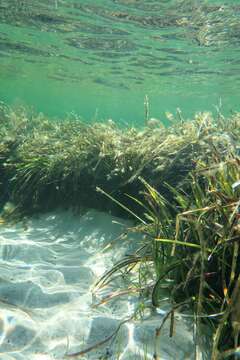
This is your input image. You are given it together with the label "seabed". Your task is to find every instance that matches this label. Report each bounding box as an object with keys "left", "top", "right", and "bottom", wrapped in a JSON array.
[{"left": 0, "top": 103, "right": 240, "bottom": 359}]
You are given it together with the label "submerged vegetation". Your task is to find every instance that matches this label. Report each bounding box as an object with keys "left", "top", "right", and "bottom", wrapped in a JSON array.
[
  {"left": 0, "top": 103, "right": 240, "bottom": 358},
  {"left": 0, "top": 103, "right": 239, "bottom": 217},
  {"left": 96, "top": 158, "right": 240, "bottom": 359}
]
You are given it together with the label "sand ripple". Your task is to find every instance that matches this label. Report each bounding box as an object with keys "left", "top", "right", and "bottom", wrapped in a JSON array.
[{"left": 0, "top": 210, "right": 202, "bottom": 359}]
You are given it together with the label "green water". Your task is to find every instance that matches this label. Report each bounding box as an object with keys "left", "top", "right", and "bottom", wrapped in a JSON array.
[{"left": 0, "top": 0, "right": 240, "bottom": 124}]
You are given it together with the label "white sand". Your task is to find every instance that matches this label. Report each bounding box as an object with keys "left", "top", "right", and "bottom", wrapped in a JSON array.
[{"left": 0, "top": 209, "right": 204, "bottom": 359}]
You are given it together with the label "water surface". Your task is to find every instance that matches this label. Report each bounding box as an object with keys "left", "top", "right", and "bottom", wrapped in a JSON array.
[{"left": 0, "top": 0, "right": 240, "bottom": 123}]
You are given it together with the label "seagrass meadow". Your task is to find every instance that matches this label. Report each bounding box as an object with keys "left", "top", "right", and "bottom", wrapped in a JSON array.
[{"left": 0, "top": 103, "right": 240, "bottom": 359}]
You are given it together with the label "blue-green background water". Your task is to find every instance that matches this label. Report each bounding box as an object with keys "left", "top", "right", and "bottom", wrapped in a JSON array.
[{"left": 0, "top": 0, "right": 240, "bottom": 124}]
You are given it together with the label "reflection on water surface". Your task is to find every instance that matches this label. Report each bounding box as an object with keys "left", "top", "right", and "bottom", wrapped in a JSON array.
[{"left": 0, "top": 0, "right": 240, "bottom": 121}]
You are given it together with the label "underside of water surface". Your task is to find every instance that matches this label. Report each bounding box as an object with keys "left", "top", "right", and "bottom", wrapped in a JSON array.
[{"left": 0, "top": 0, "right": 240, "bottom": 122}]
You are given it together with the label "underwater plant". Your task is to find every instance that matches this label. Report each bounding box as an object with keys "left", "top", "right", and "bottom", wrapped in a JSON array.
[
  {"left": 95, "top": 146, "right": 240, "bottom": 359},
  {"left": 1, "top": 104, "right": 239, "bottom": 219}
]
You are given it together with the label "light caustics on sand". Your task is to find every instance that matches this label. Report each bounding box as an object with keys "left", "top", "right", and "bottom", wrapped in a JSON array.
[{"left": 0, "top": 210, "right": 200, "bottom": 359}]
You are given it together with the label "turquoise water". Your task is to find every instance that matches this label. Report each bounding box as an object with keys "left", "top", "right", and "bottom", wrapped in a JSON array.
[{"left": 0, "top": 0, "right": 240, "bottom": 123}]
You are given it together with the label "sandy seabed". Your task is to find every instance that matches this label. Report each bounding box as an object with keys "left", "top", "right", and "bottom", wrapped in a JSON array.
[{"left": 0, "top": 210, "right": 201, "bottom": 359}]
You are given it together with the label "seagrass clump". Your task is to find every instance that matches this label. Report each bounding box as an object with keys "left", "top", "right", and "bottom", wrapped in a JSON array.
[
  {"left": 0, "top": 104, "right": 239, "bottom": 220},
  {"left": 95, "top": 145, "right": 240, "bottom": 359}
]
